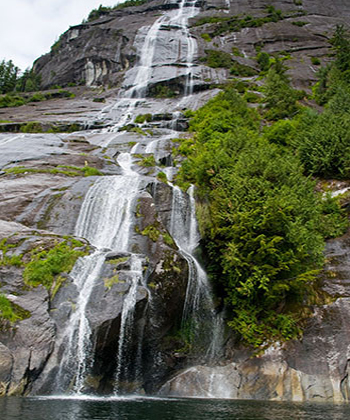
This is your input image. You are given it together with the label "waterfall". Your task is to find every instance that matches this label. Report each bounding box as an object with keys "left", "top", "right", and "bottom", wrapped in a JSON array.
[
  {"left": 169, "top": 185, "right": 223, "bottom": 360},
  {"left": 114, "top": 255, "right": 144, "bottom": 394},
  {"left": 56, "top": 153, "right": 145, "bottom": 393},
  {"left": 54, "top": 0, "right": 220, "bottom": 396}
]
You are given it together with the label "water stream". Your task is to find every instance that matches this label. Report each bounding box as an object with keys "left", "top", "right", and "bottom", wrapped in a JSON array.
[
  {"left": 169, "top": 185, "right": 223, "bottom": 360},
  {"left": 56, "top": 153, "right": 144, "bottom": 393},
  {"left": 55, "top": 0, "right": 220, "bottom": 395}
]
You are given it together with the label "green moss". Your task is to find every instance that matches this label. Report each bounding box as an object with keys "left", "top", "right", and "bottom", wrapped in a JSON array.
[
  {"left": 157, "top": 171, "right": 168, "bottom": 183},
  {"left": 141, "top": 225, "right": 161, "bottom": 242},
  {"left": 104, "top": 275, "right": 121, "bottom": 290},
  {"left": 20, "top": 122, "right": 43, "bottom": 133},
  {"left": 163, "top": 232, "right": 176, "bottom": 248},
  {"left": 106, "top": 257, "right": 128, "bottom": 265},
  {"left": 232, "top": 47, "right": 244, "bottom": 57},
  {"left": 292, "top": 21, "right": 308, "bottom": 27},
  {"left": 137, "top": 155, "right": 156, "bottom": 167},
  {"left": 5, "top": 165, "right": 102, "bottom": 177},
  {"left": 0, "top": 238, "right": 23, "bottom": 267},
  {"left": 23, "top": 239, "right": 88, "bottom": 295},
  {"left": 134, "top": 114, "right": 152, "bottom": 124},
  {"left": 163, "top": 251, "right": 182, "bottom": 273},
  {"left": 201, "top": 33, "right": 212, "bottom": 42},
  {"left": 311, "top": 56, "right": 321, "bottom": 65},
  {"left": 0, "top": 293, "right": 30, "bottom": 327}
]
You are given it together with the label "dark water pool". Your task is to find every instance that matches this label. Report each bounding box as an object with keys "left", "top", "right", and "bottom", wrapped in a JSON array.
[{"left": 1, "top": 395, "right": 349, "bottom": 420}]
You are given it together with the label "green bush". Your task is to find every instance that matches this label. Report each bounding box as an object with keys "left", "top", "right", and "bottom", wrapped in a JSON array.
[
  {"left": 20, "top": 122, "right": 43, "bottom": 133},
  {"left": 201, "top": 49, "right": 233, "bottom": 68},
  {"left": 230, "top": 62, "right": 257, "bottom": 77},
  {"left": 263, "top": 67, "right": 300, "bottom": 120},
  {"left": 135, "top": 113, "right": 152, "bottom": 124},
  {"left": 257, "top": 52, "right": 270, "bottom": 72},
  {"left": 311, "top": 56, "right": 321, "bottom": 65},
  {"left": 201, "top": 33, "right": 211, "bottom": 42},
  {"left": 177, "top": 86, "right": 346, "bottom": 347},
  {"left": 0, "top": 94, "right": 25, "bottom": 108},
  {"left": 293, "top": 108, "right": 350, "bottom": 177}
]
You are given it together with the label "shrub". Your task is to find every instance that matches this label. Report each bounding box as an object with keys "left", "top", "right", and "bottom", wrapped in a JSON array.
[
  {"left": 311, "top": 56, "right": 321, "bottom": 65},
  {"left": 257, "top": 52, "right": 270, "bottom": 72},
  {"left": 135, "top": 113, "right": 152, "bottom": 124},
  {"left": 201, "top": 33, "right": 211, "bottom": 42},
  {"left": 20, "top": 122, "right": 43, "bottom": 133},
  {"left": 201, "top": 49, "right": 233, "bottom": 68},
  {"left": 176, "top": 86, "right": 345, "bottom": 347}
]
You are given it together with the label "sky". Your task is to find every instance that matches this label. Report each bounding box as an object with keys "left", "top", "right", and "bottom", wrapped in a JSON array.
[{"left": 0, "top": 0, "right": 123, "bottom": 72}]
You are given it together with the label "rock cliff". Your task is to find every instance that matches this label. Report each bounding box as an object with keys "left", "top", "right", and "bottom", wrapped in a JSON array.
[{"left": 0, "top": 0, "right": 350, "bottom": 403}]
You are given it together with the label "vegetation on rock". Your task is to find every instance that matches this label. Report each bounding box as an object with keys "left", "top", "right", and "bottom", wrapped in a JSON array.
[{"left": 176, "top": 26, "right": 350, "bottom": 346}]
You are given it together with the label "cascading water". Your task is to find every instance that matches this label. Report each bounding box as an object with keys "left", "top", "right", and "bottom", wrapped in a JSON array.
[
  {"left": 56, "top": 152, "right": 145, "bottom": 393},
  {"left": 55, "top": 0, "right": 221, "bottom": 395},
  {"left": 169, "top": 185, "right": 223, "bottom": 360}
]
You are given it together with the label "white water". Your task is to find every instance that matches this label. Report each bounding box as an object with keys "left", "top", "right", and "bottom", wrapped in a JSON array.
[
  {"left": 97, "top": 0, "right": 200, "bottom": 137},
  {"left": 114, "top": 255, "right": 144, "bottom": 393},
  {"left": 169, "top": 185, "right": 223, "bottom": 360},
  {"left": 56, "top": 0, "right": 220, "bottom": 395},
  {"left": 57, "top": 153, "right": 144, "bottom": 393}
]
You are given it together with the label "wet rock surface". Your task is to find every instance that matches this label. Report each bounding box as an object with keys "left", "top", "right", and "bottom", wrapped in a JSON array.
[
  {"left": 1, "top": 0, "right": 350, "bottom": 402},
  {"left": 159, "top": 232, "right": 350, "bottom": 402}
]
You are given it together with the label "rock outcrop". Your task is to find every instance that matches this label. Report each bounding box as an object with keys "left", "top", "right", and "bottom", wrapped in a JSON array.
[
  {"left": 34, "top": 0, "right": 350, "bottom": 92},
  {"left": 160, "top": 233, "right": 350, "bottom": 402},
  {"left": 1, "top": 0, "right": 350, "bottom": 402}
]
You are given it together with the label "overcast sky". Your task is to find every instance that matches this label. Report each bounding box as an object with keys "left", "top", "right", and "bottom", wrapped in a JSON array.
[{"left": 0, "top": 0, "right": 123, "bottom": 72}]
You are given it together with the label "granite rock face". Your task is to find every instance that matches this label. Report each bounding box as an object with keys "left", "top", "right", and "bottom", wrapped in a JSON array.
[
  {"left": 1, "top": 0, "right": 350, "bottom": 402},
  {"left": 160, "top": 234, "right": 350, "bottom": 402},
  {"left": 34, "top": 0, "right": 350, "bottom": 92}
]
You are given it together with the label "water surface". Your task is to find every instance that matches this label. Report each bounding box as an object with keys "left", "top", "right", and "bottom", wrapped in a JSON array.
[{"left": 1, "top": 396, "right": 350, "bottom": 420}]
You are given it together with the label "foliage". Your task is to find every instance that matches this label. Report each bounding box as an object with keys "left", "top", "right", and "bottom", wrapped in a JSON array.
[
  {"left": 311, "top": 57, "right": 321, "bottom": 65},
  {"left": 194, "top": 6, "right": 286, "bottom": 38},
  {"left": 296, "top": 27, "right": 350, "bottom": 177},
  {"left": 23, "top": 240, "right": 86, "bottom": 293},
  {"left": 0, "top": 89, "right": 75, "bottom": 109},
  {"left": 151, "top": 84, "right": 177, "bottom": 98},
  {"left": 135, "top": 113, "right": 152, "bottom": 124},
  {"left": 87, "top": 5, "right": 114, "bottom": 22},
  {"left": 293, "top": 106, "right": 350, "bottom": 178},
  {"left": 141, "top": 224, "right": 161, "bottom": 242},
  {"left": 0, "top": 94, "right": 25, "bottom": 108},
  {"left": 20, "top": 122, "right": 43, "bottom": 133},
  {"left": 201, "top": 49, "right": 233, "bottom": 68},
  {"left": 5, "top": 164, "right": 103, "bottom": 177},
  {"left": 157, "top": 171, "right": 168, "bottom": 182},
  {"left": 138, "top": 155, "right": 156, "bottom": 167},
  {"left": 313, "top": 25, "right": 350, "bottom": 105},
  {"left": 0, "top": 238, "right": 23, "bottom": 267},
  {"left": 177, "top": 85, "right": 346, "bottom": 347},
  {"left": 16, "top": 69, "right": 41, "bottom": 92},
  {"left": 263, "top": 66, "right": 300, "bottom": 120},
  {"left": 257, "top": 52, "right": 270, "bottom": 72},
  {"left": 0, "top": 294, "right": 21, "bottom": 323},
  {"left": 114, "top": 0, "right": 148, "bottom": 10},
  {"left": 201, "top": 33, "right": 211, "bottom": 42},
  {"left": 230, "top": 62, "right": 257, "bottom": 77},
  {"left": 292, "top": 21, "right": 307, "bottom": 27},
  {"left": 0, "top": 60, "right": 19, "bottom": 94}
]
